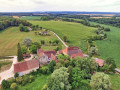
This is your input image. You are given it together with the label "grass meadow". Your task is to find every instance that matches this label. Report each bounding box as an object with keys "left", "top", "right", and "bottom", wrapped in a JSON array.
[
  {"left": 20, "top": 16, "right": 41, "bottom": 20},
  {"left": 90, "top": 22, "right": 120, "bottom": 67},
  {"left": 0, "top": 27, "right": 60, "bottom": 56},
  {"left": 18, "top": 74, "right": 50, "bottom": 90},
  {"left": 30, "top": 21, "right": 97, "bottom": 53}
]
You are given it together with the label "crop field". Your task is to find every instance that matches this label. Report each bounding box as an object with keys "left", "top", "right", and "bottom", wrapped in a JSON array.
[
  {"left": 20, "top": 16, "right": 41, "bottom": 20},
  {"left": 90, "top": 22, "right": 120, "bottom": 67},
  {"left": 30, "top": 21, "right": 97, "bottom": 53},
  {"left": 0, "top": 27, "right": 60, "bottom": 56}
]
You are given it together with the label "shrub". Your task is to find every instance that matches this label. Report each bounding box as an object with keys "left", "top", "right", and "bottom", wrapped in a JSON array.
[
  {"left": 10, "top": 83, "right": 18, "bottom": 90},
  {"left": 42, "top": 84, "right": 47, "bottom": 90},
  {"left": 8, "top": 77, "right": 15, "bottom": 85},
  {"left": 14, "top": 73, "right": 19, "bottom": 78},
  {"left": 1, "top": 80, "right": 10, "bottom": 90},
  {"left": 40, "top": 66, "right": 50, "bottom": 74},
  {"left": 16, "top": 76, "right": 23, "bottom": 84},
  {"left": 29, "top": 75, "right": 34, "bottom": 83}
]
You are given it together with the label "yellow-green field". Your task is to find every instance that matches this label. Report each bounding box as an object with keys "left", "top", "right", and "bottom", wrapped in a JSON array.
[
  {"left": 0, "top": 27, "right": 60, "bottom": 56},
  {"left": 30, "top": 21, "right": 97, "bottom": 52}
]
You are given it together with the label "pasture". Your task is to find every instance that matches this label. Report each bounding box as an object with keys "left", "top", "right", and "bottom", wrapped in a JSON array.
[
  {"left": 0, "top": 27, "right": 60, "bottom": 56},
  {"left": 20, "top": 16, "right": 41, "bottom": 20},
  {"left": 30, "top": 21, "right": 97, "bottom": 53},
  {"left": 90, "top": 22, "right": 120, "bottom": 67}
]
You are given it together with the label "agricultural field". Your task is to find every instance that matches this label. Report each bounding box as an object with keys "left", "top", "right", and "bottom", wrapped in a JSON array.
[
  {"left": 18, "top": 74, "right": 50, "bottom": 90},
  {"left": 30, "top": 20, "right": 97, "bottom": 53},
  {"left": 20, "top": 16, "right": 41, "bottom": 20},
  {"left": 0, "top": 60, "right": 12, "bottom": 72},
  {"left": 0, "top": 27, "right": 61, "bottom": 57},
  {"left": 90, "top": 22, "right": 120, "bottom": 67}
]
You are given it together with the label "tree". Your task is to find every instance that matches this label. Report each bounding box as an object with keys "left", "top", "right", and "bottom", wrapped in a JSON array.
[
  {"left": 41, "top": 40, "right": 45, "bottom": 45},
  {"left": 23, "top": 37, "right": 32, "bottom": 48},
  {"left": 1, "top": 80, "right": 10, "bottom": 90},
  {"left": 30, "top": 45, "right": 37, "bottom": 53},
  {"left": 17, "top": 43, "right": 23, "bottom": 61},
  {"left": 90, "top": 72, "right": 111, "bottom": 90},
  {"left": 16, "top": 76, "right": 23, "bottom": 84},
  {"left": 63, "top": 36, "right": 67, "bottom": 42},
  {"left": 19, "top": 24, "right": 24, "bottom": 32},
  {"left": 21, "top": 46, "right": 27, "bottom": 54},
  {"left": 48, "top": 60, "right": 56, "bottom": 73},
  {"left": 14, "top": 73, "right": 19, "bottom": 78},
  {"left": 105, "top": 58, "right": 116, "bottom": 72},
  {"left": 89, "top": 47, "right": 98, "bottom": 56},
  {"left": 71, "top": 67, "right": 84, "bottom": 89},
  {"left": 10, "top": 83, "right": 18, "bottom": 90},
  {"left": 47, "top": 67, "right": 71, "bottom": 90}
]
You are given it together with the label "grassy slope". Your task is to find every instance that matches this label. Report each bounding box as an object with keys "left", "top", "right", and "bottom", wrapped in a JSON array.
[
  {"left": 0, "top": 27, "right": 60, "bottom": 56},
  {"left": 107, "top": 74, "right": 120, "bottom": 90},
  {"left": 18, "top": 74, "right": 50, "bottom": 90},
  {"left": 20, "top": 16, "right": 41, "bottom": 20},
  {"left": 30, "top": 21, "right": 96, "bottom": 52},
  {"left": 91, "top": 22, "right": 120, "bottom": 67}
]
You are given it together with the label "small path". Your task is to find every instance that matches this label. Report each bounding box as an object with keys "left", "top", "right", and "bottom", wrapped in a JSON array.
[
  {"left": 0, "top": 56, "right": 17, "bottom": 84},
  {"left": 50, "top": 31, "right": 68, "bottom": 48}
]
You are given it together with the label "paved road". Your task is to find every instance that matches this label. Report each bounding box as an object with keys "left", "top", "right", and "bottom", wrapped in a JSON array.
[
  {"left": 50, "top": 31, "right": 68, "bottom": 48},
  {"left": 0, "top": 56, "right": 17, "bottom": 84}
]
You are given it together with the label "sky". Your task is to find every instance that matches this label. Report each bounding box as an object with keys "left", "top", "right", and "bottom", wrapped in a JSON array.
[{"left": 0, "top": 0, "right": 120, "bottom": 12}]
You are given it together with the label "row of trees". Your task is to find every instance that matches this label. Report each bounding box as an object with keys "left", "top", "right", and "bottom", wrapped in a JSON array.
[
  {"left": 89, "top": 17, "right": 120, "bottom": 28},
  {"left": 0, "top": 16, "right": 32, "bottom": 31}
]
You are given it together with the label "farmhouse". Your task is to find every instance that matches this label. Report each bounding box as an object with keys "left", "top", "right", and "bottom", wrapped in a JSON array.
[
  {"left": 37, "top": 49, "right": 57, "bottom": 64},
  {"left": 60, "top": 46, "right": 84, "bottom": 59},
  {"left": 14, "top": 59, "right": 39, "bottom": 76}
]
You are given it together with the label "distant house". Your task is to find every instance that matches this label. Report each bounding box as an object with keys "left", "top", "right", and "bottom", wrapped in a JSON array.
[
  {"left": 62, "top": 46, "right": 84, "bottom": 59},
  {"left": 14, "top": 59, "right": 39, "bottom": 76},
  {"left": 28, "top": 27, "right": 32, "bottom": 31},
  {"left": 95, "top": 58, "right": 104, "bottom": 67},
  {"left": 37, "top": 49, "right": 57, "bottom": 64},
  {"left": 23, "top": 54, "right": 31, "bottom": 59},
  {"left": 41, "top": 31, "right": 49, "bottom": 35}
]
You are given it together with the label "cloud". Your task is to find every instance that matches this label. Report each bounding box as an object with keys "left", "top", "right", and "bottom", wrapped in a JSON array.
[{"left": 0, "top": 0, "right": 120, "bottom": 12}]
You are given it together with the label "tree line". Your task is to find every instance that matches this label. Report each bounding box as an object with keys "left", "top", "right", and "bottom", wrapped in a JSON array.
[{"left": 0, "top": 16, "right": 32, "bottom": 31}]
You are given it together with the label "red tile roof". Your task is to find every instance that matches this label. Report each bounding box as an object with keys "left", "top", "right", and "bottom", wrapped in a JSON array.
[
  {"left": 95, "top": 58, "right": 104, "bottom": 67},
  {"left": 14, "top": 59, "right": 39, "bottom": 73},
  {"left": 37, "top": 49, "right": 56, "bottom": 59},
  {"left": 63, "top": 46, "right": 84, "bottom": 59},
  {"left": 70, "top": 52, "right": 84, "bottom": 59}
]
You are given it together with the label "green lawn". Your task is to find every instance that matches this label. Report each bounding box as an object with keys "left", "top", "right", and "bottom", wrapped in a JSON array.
[
  {"left": 30, "top": 21, "right": 96, "bottom": 53},
  {"left": 0, "top": 27, "right": 60, "bottom": 56},
  {"left": 18, "top": 74, "right": 50, "bottom": 90},
  {"left": 20, "top": 16, "right": 41, "bottom": 20},
  {"left": 90, "top": 22, "right": 120, "bottom": 67},
  {"left": 107, "top": 74, "right": 120, "bottom": 90}
]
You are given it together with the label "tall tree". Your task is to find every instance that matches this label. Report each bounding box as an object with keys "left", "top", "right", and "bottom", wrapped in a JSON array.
[
  {"left": 90, "top": 72, "right": 111, "bottom": 90},
  {"left": 17, "top": 43, "right": 23, "bottom": 61},
  {"left": 23, "top": 37, "right": 32, "bottom": 48},
  {"left": 47, "top": 67, "right": 71, "bottom": 90}
]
